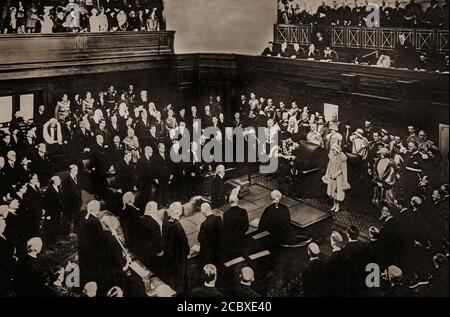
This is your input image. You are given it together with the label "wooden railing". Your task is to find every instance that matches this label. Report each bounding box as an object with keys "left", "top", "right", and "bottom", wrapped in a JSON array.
[
  {"left": 0, "top": 31, "right": 175, "bottom": 67},
  {"left": 274, "top": 24, "right": 449, "bottom": 53}
]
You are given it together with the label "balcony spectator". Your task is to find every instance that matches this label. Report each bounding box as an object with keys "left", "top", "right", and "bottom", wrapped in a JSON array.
[
  {"left": 146, "top": 7, "right": 159, "bottom": 31},
  {"left": 262, "top": 41, "right": 276, "bottom": 57}
]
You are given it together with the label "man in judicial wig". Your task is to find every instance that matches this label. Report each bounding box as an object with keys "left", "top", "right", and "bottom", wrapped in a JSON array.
[{"left": 259, "top": 190, "right": 312, "bottom": 248}]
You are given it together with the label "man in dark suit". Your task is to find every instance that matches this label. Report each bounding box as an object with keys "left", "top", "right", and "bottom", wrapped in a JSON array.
[
  {"left": 302, "top": 242, "right": 324, "bottom": 297},
  {"left": 198, "top": 203, "right": 224, "bottom": 270},
  {"left": 74, "top": 120, "right": 93, "bottom": 152},
  {"left": 33, "top": 143, "right": 51, "bottom": 186},
  {"left": 234, "top": 267, "right": 260, "bottom": 297},
  {"left": 259, "top": 190, "right": 312, "bottom": 247},
  {"left": 322, "top": 231, "right": 350, "bottom": 297},
  {"left": 366, "top": 226, "right": 381, "bottom": 264},
  {"left": 62, "top": 164, "right": 82, "bottom": 237},
  {"left": 94, "top": 119, "right": 112, "bottom": 147},
  {"left": 211, "top": 165, "right": 226, "bottom": 209},
  {"left": 261, "top": 41, "right": 276, "bottom": 57},
  {"left": 153, "top": 143, "right": 173, "bottom": 207},
  {"left": 3, "top": 151, "right": 21, "bottom": 191},
  {"left": 190, "top": 264, "right": 223, "bottom": 297},
  {"left": 0, "top": 219, "right": 16, "bottom": 297},
  {"left": 379, "top": 206, "right": 403, "bottom": 267},
  {"left": 23, "top": 173, "right": 45, "bottom": 239},
  {"left": 0, "top": 156, "right": 8, "bottom": 201},
  {"left": 91, "top": 134, "right": 110, "bottom": 198},
  {"left": 137, "top": 201, "right": 164, "bottom": 276},
  {"left": 223, "top": 195, "right": 249, "bottom": 260},
  {"left": 138, "top": 146, "right": 156, "bottom": 204},
  {"left": 344, "top": 225, "right": 369, "bottom": 296},
  {"left": 43, "top": 176, "right": 64, "bottom": 249},
  {"left": 115, "top": 151, "right": 137, "bottom": 194}
]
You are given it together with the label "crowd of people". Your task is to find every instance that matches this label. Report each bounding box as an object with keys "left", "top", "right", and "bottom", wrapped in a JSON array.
[
  {"left": 0, "top": 83, "right": 448, "bottom": 296},
  {"left": 0, "top": 0, "right": 165, "bottom": 34},
  {"left": 262, "top": 31, "right": 450, "bottom": 71},
  {"left": 278, "top": 0, "right": 449, "bottom": 29}
]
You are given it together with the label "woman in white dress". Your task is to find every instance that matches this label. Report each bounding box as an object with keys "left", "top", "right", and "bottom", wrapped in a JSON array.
[
  {"left": 322, "top": 144, "right": 350, "bottom": 213},
  {"left": 40, "top": 8, "right": 54, "bottom": 34}
]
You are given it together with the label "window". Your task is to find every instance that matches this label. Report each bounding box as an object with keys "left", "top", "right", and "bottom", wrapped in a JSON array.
[
  {"left": 324, "top": 103, "right": 339, "bottom": 123},
  {"left": 0, "top": 96, "right": 13, "bottom": 126},
  {"left": 20, "top": 94, "right": 34, "bottom": 121}
]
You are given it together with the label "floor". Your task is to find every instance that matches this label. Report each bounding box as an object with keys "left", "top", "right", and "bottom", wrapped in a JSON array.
[{"left": 38, "top": 175, "right": 385, "bottom": 296}]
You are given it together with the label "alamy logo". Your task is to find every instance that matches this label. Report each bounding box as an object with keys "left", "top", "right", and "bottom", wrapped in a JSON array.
[
  {"left": 365, "top": 263, "right": 381, "bottom": 288},
  {"left": 365, "top": 4, "right": 380, "bottom": 28},
  {"left": 65, "top": 262, "right": 80, "bottom": 288},
  {"left": 169, "top": 119, "right": 279, "bottom": 174}
]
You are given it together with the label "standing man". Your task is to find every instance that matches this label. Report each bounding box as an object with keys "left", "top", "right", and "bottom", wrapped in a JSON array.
[
  {"left": 78, "top": 200, "right": 104, "bottom": 286},
  {"left": 223, "top": 194, "right": 249, "bottom": 260},
  {"left": 259, "top": 190, "right": 312, "bottom": 247},
  {"left": 138, "top": 146, "right": 156, "bottom": 205},
  {"left": 137, "top": 201, "right": 164, "bottom": 276},
  {"left": 154, "top": 143, "right": 173, "bottom": 207},
  {"left": 163, "top": 202, "right": 190, "bottom": 296},
  {"left": 24, "top": 173, "right": 45, "bottom": 239},
  {"left": 43, "top": 176, "right": 64, "bottom": 249},
  {"left": 0, "top": 219, "right": 16, "bottom": 297},
  {"left": 198, "top": 203, "right": 224, "bottom": 271},
  {"left": 62, "top": 164, "right": 82, "bottom": 237},
  {"left": 302, "top": 242, "right": 324, "bottom": 297},
  {"left": 211, "top": 165, "right": 226, "bottom": 209}
]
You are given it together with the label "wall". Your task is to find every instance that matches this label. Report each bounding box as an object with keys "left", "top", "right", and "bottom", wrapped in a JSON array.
[{"left": 165, "top": 0, "right": 277, "bottom": 54}]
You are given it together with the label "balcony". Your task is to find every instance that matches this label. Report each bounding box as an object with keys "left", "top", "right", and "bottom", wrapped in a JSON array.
[
  {"left": 0, "top": 31, "right": 175, "bottom": 80},
  {"left": 274, "top": 24, "right": 449, "bottom": 53}
]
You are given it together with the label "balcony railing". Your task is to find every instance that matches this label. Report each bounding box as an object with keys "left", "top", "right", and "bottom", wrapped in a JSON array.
[
  {"left": 274, "top": 24, "right": 449, "bottom": 53},
  {"left": 0, "top": 31, "right": 175, "bottom": 67}
]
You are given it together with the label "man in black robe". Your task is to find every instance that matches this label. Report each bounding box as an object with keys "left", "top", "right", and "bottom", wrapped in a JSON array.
[
  {"left": 223, "top": 195, "right": 249, "bottom": 260},
  {"left": 14, "top": 237, "right": 47, "bottom": 297},
  {"left": 137, "top": 201, "right": 164, "bottom": 275},
  {"left": 77, "top": 200, "right": 105, "bottom": 286},
  {"left": 259, "top": 190, "right": 312, "bottom": 247},
  {"left": 198, "top": 203, "right": 224, "bottom": 270},
  {"left": 163, "top": 202, "right": 190, "bottom": 296}
]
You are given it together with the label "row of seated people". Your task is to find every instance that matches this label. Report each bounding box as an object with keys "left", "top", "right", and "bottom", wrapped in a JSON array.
[
  {"left": 1, "top": 0, "right": 164, "bottom": 34},
  {"left": 262, "top": 33, "right": 450, "bottom": 71},
  {"left": 278, "top": 0, "right": 449, "bottom": 29}
]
